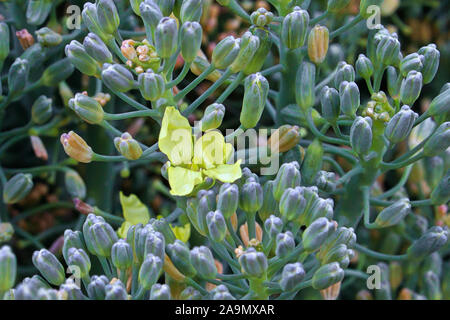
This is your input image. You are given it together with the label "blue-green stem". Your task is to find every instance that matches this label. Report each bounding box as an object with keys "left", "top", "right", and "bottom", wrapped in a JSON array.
[
  {"left": 104, "top": 109, "right": 159, "bottom": 121},
  {"left": 166, "top": 62, "right": 192, "bottom": 88},
  {"left": 376, "top": 164, "right": 412, "bottom": 200},
  {"left": 175, "top": 64, "right": 215, "bottom": 102},
  {"left": 305, "top": 109, "right": 351, "bottom": 146},
  {"left": 215, "top": 72, "right": 245, "bottom": 104},
  {"left": 353, "top": 243, "right": 408, "bottom": 261}
]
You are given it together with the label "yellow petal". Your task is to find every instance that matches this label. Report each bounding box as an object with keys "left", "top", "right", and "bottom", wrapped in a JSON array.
[
  {"left": 170, "top": 223, "right": 191, "bottom": 243},
  {"left": 204, "top": 159, "right": 242, "bottom": 183},
  {"left": 119, "top": 192, "right": 150, "bottom": 225},
  {"left": 159, "top": 106, "right": 193, "bottom": 165},
  {"left": 168, "top": 166, "right": 203, "bottom": 196},
  {"left": 117, "top": 221, "right": 133, "bottom": 239},
  {"left": 193, "top": 131, "right": 229, "bottom": 169}
]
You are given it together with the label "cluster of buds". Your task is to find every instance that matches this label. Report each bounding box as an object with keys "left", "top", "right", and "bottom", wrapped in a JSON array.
[{"left": 121, "top": 39, "right": 160, "bottom": 74}]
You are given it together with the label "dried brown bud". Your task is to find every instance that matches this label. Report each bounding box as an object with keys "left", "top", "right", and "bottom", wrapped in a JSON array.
[{"left": 16, "top": 29, "right": 34, "bottom": 49}]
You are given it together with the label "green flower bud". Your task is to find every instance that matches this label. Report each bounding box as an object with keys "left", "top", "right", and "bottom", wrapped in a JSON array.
[
  {"left": 0, "top": 246, "right": 16, "bottom": 292},
  {"left": 62, "top": 229, "right": 86, "bottom": 263},
  {"left": 264, "top": 215, "right": 283, "bottom": 239},
  {"left": 400, "top": 53, "right": 424, "bottom": 77},
  {"left": 41, "top": 58, "right": 75, "bottom": 87},
  {"left": 96, "top": 0, "right": 120, "bottom": 35},
  {"left": 418, "top": 44, "right": 440, "bottom": 84},
  {"left": 273, "top": 162, "right": 301, "bottom": 201},
  {"left": 306, "top": 197, "right": 334, "bottom": 226},
  {"left": 424, "top": 122, "right": 450, "bottom": 157},
  {"left": 210, "top": 284, "right": 235, "bottom": 300},
  {"left": 180, "top": 287, "right": 202, "bottom": 300},
  {"left": 68, "top": 93, "right": 104, "bottom": 124},
  {"left": 35, "top": 27, "right": 62, "bottom": 47},
  {"left": 155, "top": 17, "right": 178, "bottom": 58},
  {"left": 150, "top": 283, "right": 171, "bottom": 300},
  {"left": 244, "top": 27, "right": 272, "bottom": 75},
  {"left": 114, "top": 132, "right": 143, "bottom": 160},
  {"left": 250, "top": 8, "right": 274, "bottom": 27},
  {"left": 295, "top": 61, "right": 316, "bottom": 111},
  {"left": 239, "top": 180, "right": 263, "bottom": 214},
  {"left": 105, "top": 280, "right": 128, "bottom": 300},
  {"left": 320, "top": 86, "right": 340, "bottom": 124},
  {"left": 190, "top": 246, "right": 217, "bottom": 279},
  {"left": 180, "top": 0, "right": 203, "bottom": 23},
  {"left": 66, "top": 40, "right": 101, "bottom": 77},
  {"left": 200, "top": 103, "right": 225, "bottom": 131},
  {"left": 259, "top": 181, "right": 278, "bottom": 222},
  {"left": 140, "top": 0, "right": 163, "bottom": 39},
  {"left": 387, "top": 66, "right": 400, "bottom": 98},
  {"left": 26, "top": 0, "right": 52, "bottom": 25},
  {"left": 138, "top": 70, "right": 165, "bottom": 101},
  {"left": 83, "top": 33, "right": 113, "bottom": 64},
  {"left": 216, "top": 183, "right": 238, "bottom": 220},
  {"left": 350, "top": 116, "right": 373, "bottom": 155},
  {"left": 327, "top": 0, "right": 351, "bottom": 12},
  {"left": 180, "top": 21, "right": 202, "bottom": 63},
  {"left": 36, "top": 288, "right": 59, "bottom": 300},
  {"left": 356, "top": 54, "right": 374, "bottom": 79},
  {"left": 82, "top": 3, "right": 112, "bottom": 43},
  {"left": 0, "top": 22, "right": 10, "bottom": 63},
  {"left": 64, "top": 170, "right": 86, "bottom": 199},
  {"left": 84, "top": 214, "right": 118, "bottom": 257},
  {"left": 21, "top": 44, "right": 46, "bottom": 72},
  {"left": 376, "top": 34, "right": 401, "bottom": 66},
  {"left": 240, "top": 73, "right": 269, "bottom": 129},
  {"left": 279, "top": 187, "right": 306, "bottom": 221},
  {"left": 132, "top": 225, "right": 152, "bottom": 263},
  {"left": 312, "top": 262, "right": 344, "bottom": 290},
  {"left": 126, "top": 223, "right": 142, "bottom": 262},
  {"left": 31, "top": 95, "right": 52, "bottom": 125},
  {"left": 339, "top": 81, "right": 360, "bottom": 118},
  {"left": 150, "top": 217, "right": 177, "bottom": 245},
  {"left": 60, "top": 279, "right": 87, "bottom": 300},
  {"left": 334, "top": 61, "right": 355, "bottom": 88},
  {"left": 196, "top": 190, "right": 216, "bottom": 235},
  {"left": 102, "top": 63, "right": 135, "bottom": 92},
  {"left": 8, "top": 58, "right": 30, "bottom": 99},
  {"left": 32, "top": 249, "right": 65, "bottom": 286},
  {"left": 230, "top": 31, "right": 260, "bottom": 73},
  {"left": 212, "top": 35, "right": 240, "bottom": 69},
  {"left": 373, "top": 198, "right": 411, "bottom": 228},
  {"left": 281, "top": 7, "right": 309, "bottom": 49},
  {"left": 144, "top": 231, "right": 165, "bottom": 262},
  {"left": 308, "top": 25, "right": 329, "bottom": 64},
  {"left": 302, "top": 217, "right": 334, "bottom": 252},
  {"left": 139, "top": 254, "right": 163, "bottom": 289},
  {"left": 86, "top": 275, "right": 109, "bottom": 300},
  {"left": 321, "top": 244, "right": 354, "bottom": 268},
  {"left": 239, "top": 247, "right": 267, "bottom": 278},
  {"left": 3, "top": 173, "right": 33, "bottom": 204},
  {"left": 167, "top": 239, "right": 196, "bottom": 277},
  {"left": 206, "top": 210, "right": 227, "bottom": 242},
  {"left": 268, "top": 125, "right": 301, "bottom": 154},
  {"left": 302, "top": 139, "right": 324, "bottom": 186},
  {"left": 407, "top": 226, "right": 448, "bottom": 261},
  {"left": 67, "top": 248, "right": 91, "bottom": 278},
  {"left": 14, "top": 276, "right": 48, "bottom": 300},
  {"left": 111, "top": 239, "right": 133, "bottom": 270},
  {"left": 424, "top": 271, "right": 442, "bottom": 300},
  {"left": 130, "top": 0, "right": 145, "bottom": 15},
  {"left": 430, "top": 170, "right": 450, "bottom": 205},
  {"left": 315, "top": 171, "right": 337, "bottom": 193},
  {"left": 428, "top": 87, "right": 450, "bottom": 117},
  {"left": 279, "top": 262, "right": 305, "bottom": 291},
  {"left": 276, "top": 231, "right": 295, "bottom": 259},
  {"left": 385, "top": 105, "right": 418, "bottom": 144},
  {"left": 400, "top": 70, "right": 423, "bottom": 105}
]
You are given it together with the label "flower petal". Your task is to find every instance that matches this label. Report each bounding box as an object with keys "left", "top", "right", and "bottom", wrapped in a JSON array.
[
  {"left": 168, "top": 166, "right": 203, "bottom": 196},
  {"left": 204, "top": 160, "right": 242, "bottom": 183},
  {"left": 193, "top": 131, "right": 229, "bottom": 169}
]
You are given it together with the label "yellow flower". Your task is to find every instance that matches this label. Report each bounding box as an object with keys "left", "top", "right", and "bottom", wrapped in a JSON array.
[
  {"left": 158, "top": 107, "right": 242, "bottom": 196},
  {"left": 117, "top": 192, "right": 150, "bottom": 238}
]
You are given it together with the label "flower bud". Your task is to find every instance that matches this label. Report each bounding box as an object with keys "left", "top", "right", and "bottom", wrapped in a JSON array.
[
  {"left": 62, "top": 230, "right": 86, "bottom": 264},
  {"left": 190, "top": 246, "right": 217, "bottom": 279},
  {"left": 36, "top": 27, "right": 62, "bottom": 47},
  {"left": 230, "top": 31, "right": 260, "bottom": 73},
  {"left": 82, "top": 3, "right": 112, "bottom": 43},
  {"left": 407, "top": 226, "right": 448, "bottom": 261},
  {"left": 167, "top": 239, "right": 196, "bottom": 277},
  {"left": 180, "top": 287, "right": 202, "bottom": 300},
  {"left": 139, "top": 0, "right": 163, "bottom": 35},
  {"left": 210, "top": 285, "right": 235, "bottom": 300},
  {"left": 137, "top": 70, "right": 165, "bottom": 102},
  {"left": 239, "top": 180, "right": 263, "bottom": 213},
  {"left": 339, "top": 81, "right": 360, "bottom": 118},
  {"left": 59, "top": 279, "right": 86, "bottom": 300},
  {"left": 105, "top": 280, "right": 128, "bottom": 300},
  {"left": 295, "top": 61, "right": 316, "bottom": 111},
  {"left": 350, "top": 116, "right": 373, "bottom": 155},
  {"left": 68, "top": 93, "right": 104, "bottom": 124},
  {"left": 31, "top": 95, "right": 52, "bottom": 125},
  {"left": 32, "top": 249, "right": 65, "bottom": 286},
  {"left": 327, "top": 0, "right": 351, "bottom": 12},
  {"left": 376, "top": 34, "right": 401, "bottom": 66},
  {"left": 400, "top": 53, "right": 424, "bottom": 77},
  {"left": 150, "top": 283, "right": 171, "bottom": 300},
  {"left": 423, "top": 122, "right": 450, "bottom": 157},
  {"left": 111, "top": 239, "right": 133, "bottom": 270},
  {"left": 430, "top": 171, "right": 450, "bottom": 205},
  {"left": 96, "top": 0, "right": 120, "bottom": 35},
  {"left": 65, "top": 40, "right": 100, "bottom": 77},
  {"left": 250, "top": 7, "right": 274, "bottom": 27},
  {"left": 302, "top": 139, "right": 324, "bottom": 186},
  {"left": 279, "top": 187, "right": 306, "bottom": 221},
  {"left": 387, "top": 66, "right": 400, "bottom": 98},
  {"left": 321, "top": 244, "right": 353, "bottom": 268},
  {"left": 384, "top": 105, "right": 418, "bottom": 144},
  {"left": 212, "top": 36, "right": 240, "bottom": 69},
  {"left": 268, "top": 125, "right": 301, "bottom": 154},
  {"left": 356, "top": 54, "right": 374, "bottom": 79},
  {"left": 196, "top": 190, "right": 216, "bottom": 235},
  {"left": 60, "top": 131, "right": 93, "bottom": 163},
  {"left": 264, "top": 215, "right": 283, "bottom": 239},
  {"left": 127, "top": 223, "right": 144, "bottom": 263},
  {"left": 424, "top": 271, "right": 442, "bottom": 300},
  {"left": 102, "top": 63, "right": 135, "bottom": 92},
  {"left": 180, "top": 21, "right": 202, "bottom": 63},
  {"left": 308, "top": 25, "right": 329, "bottom": 64},
  {"left": 26, "top": 0, "right": 53, "bottom": 25},
  {"left": 279, "top": 262, "right": 305, "bottom": 291},
  {"left": 180, "top": 0, "right": 203, "bottom": 23},
  {"left": 199, "top": 103, "right": 225, "bottom": 132},
  {"left": 0, "top": 22, "right": 10, "bottom": 63},
  {"left": 155, "top": 17, "right": 178, "bottom": 58},
  {"left": 239, "top": 248, "right": 267, "bottom": 278},
  {"left": 0, "top": 246, "right": 16, "bottom": 292},
  {"left": 334, "top": 61, "right": 355, "bottom": 88},
  {"left": 3, "top": 173, "right": 33, "bottom": 204},
  {"left": 244, "top": 27, "right": 272, "bottom": 75},
  {"left": 14, "top": 276, "right": 47, "bottom": 300},
  {"left": 418, "top": 44, "right": 440, "bottom": 84},
  {"left": 302, "top": 217, "right": 334, "bottom": 252},
  {"left": 85, "top": 219, "right": 118, "bottom": 257},
  {"left": 206, "top": 210, "right": 227, "bottom": 242},
  {"left": 83, "top": 33, "right": 113, "bottom": 64},
  {"left": 113, "top": 132, "right": 143, "bottom": 160},
  {"left": 42, "top": 58, "right": 75, "bottom": 87},
  {"left": 273, "top": 162, "right": 301, "bottom": 201},
  {"left": 315, "top": 171, "right": 337, "bottom": 193},
  {"left": 139, "top": 254, "right": 163, "bottom": 289},
  {"left": 144, "top": 231, "right": 165, "bottom": 262},
  {"left": 306, "top": 198, "right": 334, "bottom": 226},
  {"left": 400, "top": 70, "right": 423, "bottom": 105},
  {"left": 320, "top": 86, "right": 340, "bottom": 124},
  {"left": 67, "top": 248, "right": 91, "bottom": 278},
  {"left": 312, "top": 262, "right": 344, "bottom": 290},
  {"left": 240, "top": 73, "right": 269, "bottom": 129},
  {"left": 373, "top": 198, "right": 411, "bottom": 229},
  {"left": 276, "top": 231, "right": 295, "bottom": 258},
  {"left": 281, "top": 7, "right": 309, "bottom": 49},
  {"left": 8, "top": 58, "right": 29, "bottom": 99},
  {"left": 64, "top": 170, "right": 86, "bottom": 200},
  {"left": 427, "top": 87, "right": 450, "bottom": 117}
]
